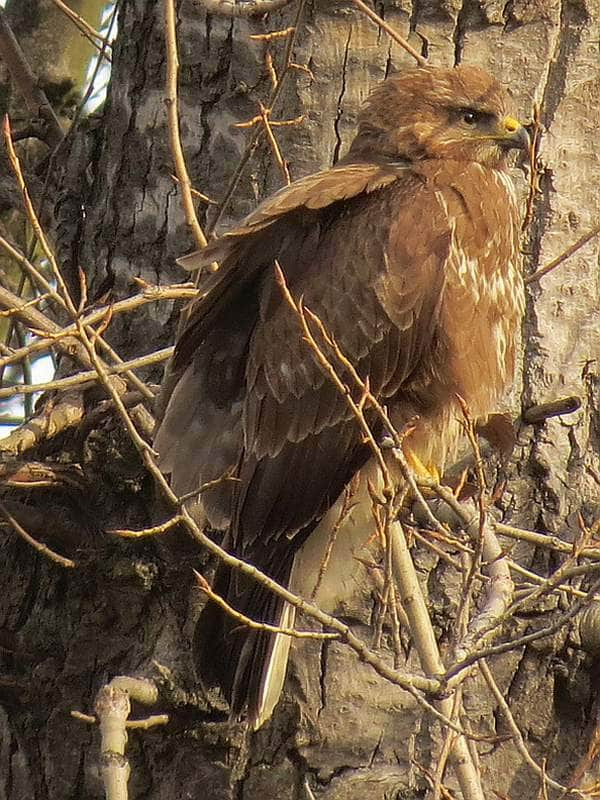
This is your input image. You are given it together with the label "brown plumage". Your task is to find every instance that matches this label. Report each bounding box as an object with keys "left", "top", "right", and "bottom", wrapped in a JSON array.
[{"left": 155, "top": 64, "right": 527, "bottom": 729}]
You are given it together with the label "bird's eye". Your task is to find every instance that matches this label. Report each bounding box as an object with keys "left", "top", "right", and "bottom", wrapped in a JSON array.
[{"left": 462, "top": 110, "right": 479, "bottom": 125}]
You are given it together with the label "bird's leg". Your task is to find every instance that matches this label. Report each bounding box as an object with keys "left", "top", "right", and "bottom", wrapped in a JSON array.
[{"left": 403, "top": 446, "right": 441, "bottom": 484}]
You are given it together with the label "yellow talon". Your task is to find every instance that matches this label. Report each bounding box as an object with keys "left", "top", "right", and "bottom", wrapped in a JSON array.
[{"left": 404, "top": 448, "right": 441, "bottom": 483}]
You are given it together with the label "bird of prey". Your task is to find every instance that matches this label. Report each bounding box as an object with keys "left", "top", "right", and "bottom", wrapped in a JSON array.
[{"left": 155, "top": 64, "right": 528, "bottom": 730}]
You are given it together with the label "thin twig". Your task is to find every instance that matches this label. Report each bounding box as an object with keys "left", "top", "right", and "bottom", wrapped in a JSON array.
[
  {"left": 479, "top": 660, "right": 580, "bottom": 796},
  {"left": 210, "top": 0, "right": 307, "bottom": 231},
  {"left": 258, "top": 101, "right": 291, "bottom": 183},
  {"left": 526, "top": 224, "right": 600, "bottom": 285},
  {"left": 453, "top": 397, "right": 488, "bottom": 656},
  {"left": 3, "top": 117, "right": 75, "bottom": 312},
  {"left": 0, "top": 347, "right": 170, "bottom": 399},
  {"left": 194, "top": 570, "right": 339, "bottom": 639},
  {"left": 310, "top": 484, "right": 354, "bottom": 601},
  {"left": 49, "top": 0, "right": 113, "bottom": 59},
  {"left": 163, "top": 0, "right": 207, "bottom": 251},
  {"left": 0, "top": 292, "right": 52, "bottom": 318},
  {"left": 0, "top": 502, "right": 75, "bottom": 568},
  {"left": 495, "top": 521, "right": 600, "bottom": 561},
  {"left": 109, "top": 515, "right": 185, "bottom": 539},
  {"left": 350, "top": 0, "right": 427, "bottom": 66},
  {"left": 250, "top": 27, "right": 296, "bottom": 41},
  {"left": 522, "top": 102, "right": 542, "bottom": 231}
]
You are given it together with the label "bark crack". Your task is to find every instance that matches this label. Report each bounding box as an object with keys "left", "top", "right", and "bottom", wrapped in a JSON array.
[
  {"left": 539, "top": 0, "right": 589, "bottom": 131},
  {"left": 331, "top": 25, "right": 352, "bottom": 166},
  {"left": 317, "top": 638, "right": 329, "bottom": 717},
  {"left": 409, "top": 0, "right": 420, "bottom": 33},
  {"left": 452, "top": 0, "right": 467, "bottom": 66}
]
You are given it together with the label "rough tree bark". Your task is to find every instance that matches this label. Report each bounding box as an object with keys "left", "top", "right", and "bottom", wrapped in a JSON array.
[{"left": 0, "top": 1, "right": 599, "bottom": 799}]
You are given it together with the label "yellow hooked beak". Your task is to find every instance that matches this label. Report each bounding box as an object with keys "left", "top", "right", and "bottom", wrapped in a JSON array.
[{"left": 498, "top": 115, "right": 530, "bottom": 150}]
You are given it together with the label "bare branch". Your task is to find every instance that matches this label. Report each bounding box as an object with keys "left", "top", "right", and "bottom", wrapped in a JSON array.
[
  {"left": 163, "top": 0, "right": 208, "bottom": 252},
  {"left": 522, "top": 395, "right": 581, "bottom": 423},
  {"left": 390, "top": 521, "right": 485, "bottom": 800},
  {"left": 93, "top": 678, "right": 163, "bottom": 800},
  {"left": 0, "top": 390, "right": 85, "bottom": 456}
]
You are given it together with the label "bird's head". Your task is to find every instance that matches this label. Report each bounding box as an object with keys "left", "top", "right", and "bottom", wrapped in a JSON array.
[{"left": 346, "top": 64, "right": 529, "bottom": 169}]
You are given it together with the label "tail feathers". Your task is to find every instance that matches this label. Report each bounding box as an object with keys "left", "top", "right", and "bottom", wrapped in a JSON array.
[
  {"left": 194, "top": 558, "right": 296, "bottom": 729},
  {"left": 232, "top": 598, "right": 296, "bottom": 730}
]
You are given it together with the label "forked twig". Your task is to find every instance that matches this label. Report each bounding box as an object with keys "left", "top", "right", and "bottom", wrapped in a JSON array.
[
  {"left": 72, "top": 678, "right": 165, "bottom": 800},
  {"left": 49, "top": 0, "right": 113, "bottom": 59}
]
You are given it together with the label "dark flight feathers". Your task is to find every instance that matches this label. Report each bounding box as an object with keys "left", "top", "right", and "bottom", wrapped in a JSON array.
[{"left": 155, "top": 160, "right": 452, "bottom": 722}]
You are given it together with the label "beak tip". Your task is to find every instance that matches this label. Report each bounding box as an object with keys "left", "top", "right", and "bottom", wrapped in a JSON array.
[
  {"left": 500, "top": 120, "right": 530, "bottom": 151},
  {"left": 515, "top": 124, "right": 531, "bottom": 151}
]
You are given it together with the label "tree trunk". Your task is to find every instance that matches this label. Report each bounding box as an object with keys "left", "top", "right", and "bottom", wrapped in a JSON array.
[{"left": 1, "top": 1, "right": 599, "bottom": 798}]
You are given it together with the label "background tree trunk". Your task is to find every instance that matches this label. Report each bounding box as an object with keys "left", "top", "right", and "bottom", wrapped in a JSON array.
[{"left": 0, "top": 1, "right": 599, "bottom": 798}]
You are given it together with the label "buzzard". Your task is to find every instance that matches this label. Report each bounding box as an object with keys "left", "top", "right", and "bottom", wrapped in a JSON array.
[{"left": 155, "top": 64, "right": 527, "bottom": 729}]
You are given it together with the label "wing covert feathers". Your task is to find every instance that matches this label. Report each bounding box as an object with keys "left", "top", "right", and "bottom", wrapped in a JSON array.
[{"left": 155, "top": 154, "right": 522, "bottom": 729}]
